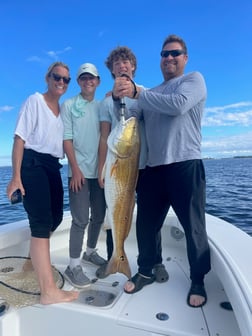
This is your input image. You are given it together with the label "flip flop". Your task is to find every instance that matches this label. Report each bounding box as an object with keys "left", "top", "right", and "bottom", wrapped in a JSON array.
[
  {"left": 124, "top": 273, "right": 155, "bottom": 294},
  {"left": 187, "top": 283, "right": 207, "bottom": 308},
  {"left": 153, "top": 264, "right": 169, "bottom": 283}
]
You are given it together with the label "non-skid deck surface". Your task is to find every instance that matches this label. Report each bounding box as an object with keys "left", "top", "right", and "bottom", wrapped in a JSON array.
[{"left": 49, "top": 236, "right": 240, "bottom": 336}]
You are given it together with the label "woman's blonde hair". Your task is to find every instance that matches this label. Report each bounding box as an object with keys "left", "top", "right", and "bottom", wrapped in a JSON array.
[{"left": 45, "top": 61, "right": 70, "bottom": 79}]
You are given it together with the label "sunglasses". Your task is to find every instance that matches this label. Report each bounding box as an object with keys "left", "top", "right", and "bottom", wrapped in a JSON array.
[
  {"left": 160, "top": 49, "right": 185, "bottom": 58},
  {"left": 50, "top": 73, "right": 71, "bottom": 84}
]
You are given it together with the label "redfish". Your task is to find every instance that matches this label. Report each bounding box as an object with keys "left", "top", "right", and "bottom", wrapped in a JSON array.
[{"left": 103, "top": 115, "right": 140, "bottom": 278}]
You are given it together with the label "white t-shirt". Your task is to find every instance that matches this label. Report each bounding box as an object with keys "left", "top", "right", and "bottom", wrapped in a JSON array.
[{"left": 14, "top": 92, "right": 64, "bottom": 158}]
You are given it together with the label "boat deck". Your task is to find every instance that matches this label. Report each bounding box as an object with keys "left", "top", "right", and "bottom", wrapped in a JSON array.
[{"left": 0, "top": 211, "right": 244, "bottom": 336}]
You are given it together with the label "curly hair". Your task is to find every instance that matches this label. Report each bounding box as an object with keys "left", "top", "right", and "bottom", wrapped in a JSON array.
[{"left": 105, "top": 46, "right": 137, "bottom": 78}]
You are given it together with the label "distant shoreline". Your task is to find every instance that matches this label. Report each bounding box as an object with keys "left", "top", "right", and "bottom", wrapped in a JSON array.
[
  {"left": 1, "top": 156, "right": 252, "bottom": 168},
  {"left": 203, "top": 156, "right": 252, "bottom": 160}
]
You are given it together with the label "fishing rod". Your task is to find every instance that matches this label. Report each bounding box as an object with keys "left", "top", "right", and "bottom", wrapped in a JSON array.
[
  {"left": 119, "top": 97, "right": 126, "bottom": 121},
  {"left": 118, "top": 72, "right": 137, "bottom": 122},
  {"left": 119, "top": 73, "right": 130, "bottom": 121}
]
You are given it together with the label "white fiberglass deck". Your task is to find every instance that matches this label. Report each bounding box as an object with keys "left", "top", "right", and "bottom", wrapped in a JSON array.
[{"left": 0, "top": 210, "right": 243, "bottom": 336}]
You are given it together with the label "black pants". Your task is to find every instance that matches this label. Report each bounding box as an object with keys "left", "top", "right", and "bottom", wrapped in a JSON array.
[
  {"left": 136, "top": 160, "right": 211, "bottom": 284},
  {"left": 21, "top": 149, "right": 63, "bottom": 238}
]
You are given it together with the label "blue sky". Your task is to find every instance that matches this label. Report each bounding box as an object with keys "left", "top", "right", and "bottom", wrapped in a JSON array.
[{"left": 0, "top": 0, "right": 252, "bottom": 166}]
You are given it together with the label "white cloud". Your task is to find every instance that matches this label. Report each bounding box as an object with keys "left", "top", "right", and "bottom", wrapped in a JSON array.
[
  {"left": 45, "top": 47, "right": 72, "bottom": 60},
  {"left": 203, "top": 101, "right": 252, "bottom": 127},
  {"left": 0, "top": 105, "right": 14, "bottom": 113},
  {"left": 202, "top": 131, "right": 252, "bottom": 158},
  {"left": 46, "top": 50, "right": 58, "bottom": 59},
  {"left": 26, "top": 56, "right": 42, "bottom": 63},
  {"left": 27, "top": 47, "right": 72, "bottom": 63},
  {"left": 0, "top": 156, "right": 11, "bottom": 167},
  {"left": 98, "top": 30, "right": 106, "bottom": 38}
]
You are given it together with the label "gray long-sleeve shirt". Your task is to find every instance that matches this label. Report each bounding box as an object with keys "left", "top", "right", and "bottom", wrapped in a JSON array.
[{"left": 134, "top": 71, "right": 207, "bottom": 167}]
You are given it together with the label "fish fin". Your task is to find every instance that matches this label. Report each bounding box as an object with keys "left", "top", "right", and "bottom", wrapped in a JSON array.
[
  {"left": 110, "top": 159, "right": 118, "bottom": 177},
  {"left": 106, "top": 253, "right": 131, "bottom": 279}
]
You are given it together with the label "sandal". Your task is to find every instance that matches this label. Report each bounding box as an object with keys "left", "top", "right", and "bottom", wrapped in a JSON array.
[
  {"left": 187, "top": 283, "right": 207, "bottom": 308},
  {"left": 124, "top": 273, "right": 155, "bottom": 294},
  {"left": 153, "top": 264, "right": 169, "bottom": 283}
]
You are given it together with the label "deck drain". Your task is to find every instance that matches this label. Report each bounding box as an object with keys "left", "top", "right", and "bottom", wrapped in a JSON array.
[
  {"left": 0, "top": 302, "right": 9, "bottom": 316},
  {"left": 170, "top": 226, "right": 184, "bottom": 241},
  {"left": 220, "top": 301, "right": 233, "bottom": 311},
  {"left": 156, "top": 312, "right": 169, "bottom": 321},
  {"left": 79, "top": 289, "right": 117, "bottom": 307}
]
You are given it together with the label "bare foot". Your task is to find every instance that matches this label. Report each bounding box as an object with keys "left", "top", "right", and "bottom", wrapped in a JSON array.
[
  {"left": 124, "top": 273, "right": 155, "bottom": 294},
  {"left": 124, "top": 280, "right": 134, "bottom": 292},
  {"left": 40, "top": 288, "right": 79, "bottom": 305},
  {"left": 187, "top": 283, "right": 207, "bottom": 308},
  {"left": 189, "top": 294, "right": 206, "bottom": 307},
  {"left": 23, "top": 259, "right": 34, "bottom": 272}
]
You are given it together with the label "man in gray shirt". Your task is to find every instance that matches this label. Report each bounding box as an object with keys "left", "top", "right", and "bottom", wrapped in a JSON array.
[{"left": 112, "top": 34, "right": 211, "bottom": 308}]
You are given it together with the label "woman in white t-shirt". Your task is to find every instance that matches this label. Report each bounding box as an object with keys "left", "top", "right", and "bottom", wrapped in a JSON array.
[{"left": 7, "top": 62, "right": 79, "bottom": 305}]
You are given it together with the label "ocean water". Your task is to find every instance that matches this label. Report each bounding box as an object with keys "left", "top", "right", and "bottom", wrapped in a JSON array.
[{"left": 0, "top": 158, "right": 252, "bottom": 235}]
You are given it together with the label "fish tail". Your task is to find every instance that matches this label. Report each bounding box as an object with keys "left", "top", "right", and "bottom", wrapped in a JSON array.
[
  {"left": 106, "top": 254, "right": 131, "bottom": 279},
  {"left": 118, "top": 257, "right": 131, "bottom": 279}
]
